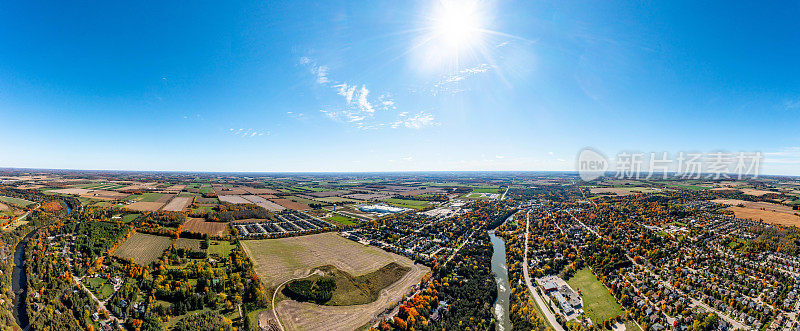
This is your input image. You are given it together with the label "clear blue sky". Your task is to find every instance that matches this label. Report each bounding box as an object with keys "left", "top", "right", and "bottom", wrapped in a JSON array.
[{"left": 1, "top": 0, "right": 799, "bottom": 174}]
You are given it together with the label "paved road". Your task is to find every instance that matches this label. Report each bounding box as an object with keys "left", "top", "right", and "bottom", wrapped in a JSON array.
[
  {"left": 522, "top": 210, "right": 565, "bottom": 331},
  {"left": 500, "top": 187, "right": 510, "bottom": 200},
  {"left": 73, "top": 276, "right": 125, "bottom": 328}
]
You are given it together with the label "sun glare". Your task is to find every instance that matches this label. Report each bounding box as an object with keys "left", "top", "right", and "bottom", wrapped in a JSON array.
[{"left": 432, "top": 1, "right": 484, "bottom": 50}]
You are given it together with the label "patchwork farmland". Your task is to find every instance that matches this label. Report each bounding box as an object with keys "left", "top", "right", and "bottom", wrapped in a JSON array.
[{"left": 113, "top": 232, "right": 173, "bottom": 265}]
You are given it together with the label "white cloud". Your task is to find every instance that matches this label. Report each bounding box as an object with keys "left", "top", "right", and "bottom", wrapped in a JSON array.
[
  {"left": 401, "top": 112, "right": 437, "bottom": 129},
  {"left": 432, "top": 63, "right": 494, "bottom": 95},
  {"left": 357, "top": 85, "right": 374, "bottom": 113},
  {"left": 228, "top": 128, "right": 268, "bottom": 138}
]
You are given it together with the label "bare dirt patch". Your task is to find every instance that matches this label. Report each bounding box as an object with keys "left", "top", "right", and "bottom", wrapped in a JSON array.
[
  {"left": 0, "top": 202, "right": 9, "bottom": 212},
  {"left": 590, "top": 187, "right": 638, "bottom": 196}
]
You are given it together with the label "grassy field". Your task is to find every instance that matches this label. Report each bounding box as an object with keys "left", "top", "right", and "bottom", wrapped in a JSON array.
[
  {"left": 326, "top": 215, "right": 357, "bottom": 226},
  {"left": 174, "top": 238, "right": 203, "bottom": 252},
  {"left": 381, "top": 198, "right": 429, "bottom": 210},
  {"left": 567, "top": 268, "right": 625, "bottom": 324},
  {"left": 122, "top": 213, "right": 140, "bottom": 223},
  {"left": 208, "top": 240, "right": 235, "bottom": 257},
  {"left": 471, "top": 187, "right": 500, "bottom": 193},
  {"left": 113, "top": 232, "right": 173, "bottom": 265},
  {"left": 131, "top": 192, "right": 164, "bottom": 202},
  {"left": 241, "top": 232, "right": 415, "bottom": 289},
  {"left": 0, "top": 196, "right": 35, "bottom": 207},
  {"left": 300, "top": 262, "right": 410, "bottom": 306}
]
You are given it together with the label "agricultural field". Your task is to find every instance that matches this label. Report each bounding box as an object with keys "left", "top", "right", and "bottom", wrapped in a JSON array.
[
  {"left": 0, "top": 195, "right": 35, "bottom": 207},
  {"left": 113, "top": 232, "right": 173, "bottom": 265},
  {"left": 181, "top": 218, "right": 229, "bottom": 236},
  {"left": 270, "top": 198, "right": 310, "bottom": 211},
  {"left": 124, "top": 201, "right": 164, "bottom": 212},
  {"left": 162, "top": 196, "right": 192, "bottom": 211},
  {"left": 316, "top": 196, "right": 360, "bottom": 204},
  {"left": 241, "top": 232, "right": 416, "bottom": 289},
  {"left": 173, "top": 238, "right": 203, "bottom": 252},
  {"left": 470, "top": 187, "right": 500, "bottom": 193},
  {"left": 122, "top": 213, "right": 140, "bottom": 223},
  {"left": 567, "top": 268, "right": 626, "bottom": 325},
  {"left": 712, "top": 199, "right": 800, "bottom": 226},
  {"left": 380, "top": 198, "right": 429, "bottom": 209}
]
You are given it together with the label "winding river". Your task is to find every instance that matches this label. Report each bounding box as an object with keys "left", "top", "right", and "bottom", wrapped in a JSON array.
[
  {"left": 489, "top": 214, "right": 513, "bottom": 331},
  {"left": 12, "top": 202, "right": 72, "bottom": 329}
]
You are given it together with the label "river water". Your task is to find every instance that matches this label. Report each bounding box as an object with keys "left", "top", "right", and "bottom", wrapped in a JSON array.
[{"left": 489, "top": 214, "right": 513, "bottom": 331}]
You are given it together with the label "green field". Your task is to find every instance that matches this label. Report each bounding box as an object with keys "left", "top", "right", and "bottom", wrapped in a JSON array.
[
  {"left": 199, "top": 187, "right": 214, "bottom": 194},
  {"left": 122, "top": 213, "right": 140, "bottom": 223},
  {"left": 208, "top": 240, "right": 235, "bottom": 257},
  {"left": 471, "top": 188, "right": 500, "bottom": 193},
  {"left": 567, "top": 268, "right": 625, "bottom": 324},
  {"left": 0, "top": 196, "right": 35, "bottom": 207},
  {"left": 326, "top": 215, "right": 357, "bottom": 226},
  {"left": 113, "top": 232, "right": 173, "bottom": 265},
  {"left": 294, "top": 262, "right": 410, "bottom": 306},
  {"left": 381, "top": 198, "right": 429, "bottom": 210}
]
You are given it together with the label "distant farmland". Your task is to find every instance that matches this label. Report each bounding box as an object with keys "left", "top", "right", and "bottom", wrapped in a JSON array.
[{"left": 113, "top": 232, "right": 172, "bottom": 265}]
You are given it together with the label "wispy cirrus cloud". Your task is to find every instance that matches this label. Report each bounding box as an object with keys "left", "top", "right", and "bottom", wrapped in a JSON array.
[
  {"left": 228, "top": 128, "right": 268, "bottom": 137},
  {"left": 431, "top": 63, "right": 494, "bottom": 95},
  {"left": 300, "top": 56, "right": 436, "bottom": 130}
]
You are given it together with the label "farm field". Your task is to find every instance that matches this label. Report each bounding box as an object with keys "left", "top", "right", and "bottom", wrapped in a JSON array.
[
  {"left": 567, "top": 267, "right": 626, "bottom": 325},
  {"left": 174, "top": 238, "right": 203, "bottom": 252},
  {"left": 380, "top": 198, "right": 429, "bottom": 209},
  {"left": 0, "top": 196, "right": 35, "bottom": 207},
  {"left": 0, "top": 202, "right": 10, "bottom": 211},
  {"left": 712, "top": 199, "right": 800, "bottom": 226},
  {"left": 241, "top": 232, "right": 416, "bottom": 289},
  {"left": 470, "top": 187, "right": 500, "bottom": 193},
  {"left": 162, "top": 196, "right": 192, "bottom": 211},
  {"left": 181, "top": 218, "right": 229, "bottom": 236},
  {"left": 269, "top": 198, "right": 310, "bottom": 211},
  {"left": 124, "top": 201, "right": 164, "bottom": 212},
  {"left": 241, "top": 195, "right": 286, "bottom": 211},
  {"left": 122, "top": 214, "right": 140, "bottom": 223},
  {"left": 113, "top": 232, "right": 173, "bottom": 265},
  {"left": 219, "top": 194, "right": 251, "bottom": 204},
  {"left": 316, "top": 196, "right": 360, "bottom": 204}
]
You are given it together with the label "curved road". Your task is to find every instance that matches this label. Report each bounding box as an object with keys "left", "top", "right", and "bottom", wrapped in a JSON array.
[
  {"left": 272, "top": 270, "right": 323, "bottom": 331},
  {"left": 522, "top": 210, "right": 564, "bottom": 331}
]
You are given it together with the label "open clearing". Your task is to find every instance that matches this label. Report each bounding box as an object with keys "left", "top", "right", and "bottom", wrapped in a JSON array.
[
  {"left": 277, "top": 262, "right": 428, "bottom": 331},
  {"left": 124, "top": 201, "right": 165, "bottom": 212},
  {"left": 713, "top": 199, "right": 800, "bottom": 226},
  {"left": 0, "top": 202, "right": 9, "bottom": 211},
  {"left": 162, "top": 196, "right": 192, "bottom": 211},
  {"left": 0, "top": 196, "right": 36, "bottom": 207},
  {"left": 567, "top": 267, "right": 625, "bottom": 324},
  {"left": 181, "top": 218, "right": 229, "bottom": 236},
  {"left": 269, "top": 198, "right": 310, "bottom": 211},
  {"left": 241, "top": 232, "right": 418, "bottom": 289},
  {"left": 113, "top": 232, "right": 173, "bottom": 265},
  {"left": 380, "top": 198, "right": 429, "bottom": 209}
]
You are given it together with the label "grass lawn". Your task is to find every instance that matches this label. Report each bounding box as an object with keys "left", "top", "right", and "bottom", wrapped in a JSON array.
[
  {"left": 381, "top": 198, "right": 429, "bottom": 210},
  {"left": 199, "top": 187, "right": 214, "bottom": 194},
  {"left": 0, "top": 196, "right": 35, "bottom": 207},
  {"left": 99, "top": 284, "right": 114, "bottom": 300},
  {"left": 326, "top": 215, "right": 357, "bottom": 226},
  {"left": 208, "top": 240, "right": 235, "bottom": 257},
  {"left": 567, "top": 267, "right": 625, "bottom": 324}
]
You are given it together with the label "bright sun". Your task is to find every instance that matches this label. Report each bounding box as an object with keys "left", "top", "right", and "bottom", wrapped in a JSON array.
[{"left": 429, "top": 0, "right": 486, "bottom": 53}]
